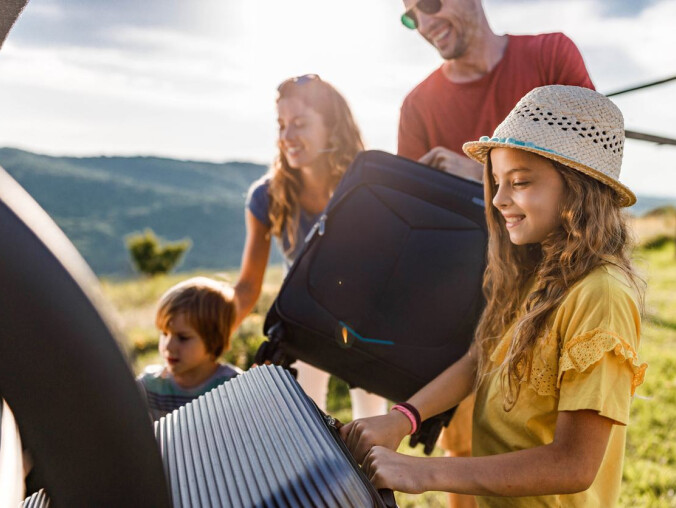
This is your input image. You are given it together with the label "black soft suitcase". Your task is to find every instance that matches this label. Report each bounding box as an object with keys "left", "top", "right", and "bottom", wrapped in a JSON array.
[{"left": 258, "top": 150, "right": 487, "bottom": 451}]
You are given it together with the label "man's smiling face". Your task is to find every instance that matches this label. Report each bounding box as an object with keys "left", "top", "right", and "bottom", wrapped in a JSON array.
[{"left": 402, "top": 0, "right": 482, "bottom": 60}]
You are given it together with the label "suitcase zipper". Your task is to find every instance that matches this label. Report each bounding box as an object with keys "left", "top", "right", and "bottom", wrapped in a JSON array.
[
  {"left": 304, "top": 213, "right": 328, "bottom": 243},
  {"left": 318, "top": 214, "right": 327, "bottom": 236},
  {"left": 322, "top": 413, "right": 338, "bottom": 429},
  {"left": 317, "top": 409, "right": 397, "bottom": 508}
]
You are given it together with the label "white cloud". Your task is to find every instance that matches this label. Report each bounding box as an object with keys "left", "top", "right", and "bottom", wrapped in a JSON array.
[
  {"left": 486, "top": 0, "right": 676, "bottom": 87},
  {"left": 0, "top": 0, "right": 674, "bottom": 196},
  {"left": 25, "top": 2, "right": 64, "bottom": 19},
  {"left": 622, "top": 140, "right": 676, "bottom": 199}
]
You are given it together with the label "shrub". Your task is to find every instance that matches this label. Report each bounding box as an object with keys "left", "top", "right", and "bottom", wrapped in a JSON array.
[
  {"left": 642, "top": 205, "right": 676, "bottom": 219},
  {"left": 641, "top": 234, "right": 675, "bottom": 251},
  {"left": 126, "top": 229, "right": 191, "bottom": 276}
]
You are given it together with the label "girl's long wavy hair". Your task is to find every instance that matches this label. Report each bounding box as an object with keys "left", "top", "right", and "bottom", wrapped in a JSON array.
[
  {"left": 474, "top": 154, "right": 644, "bottom": 411},
  {"left": 268, "top": 78, "right": 364, "bottom": 253}
]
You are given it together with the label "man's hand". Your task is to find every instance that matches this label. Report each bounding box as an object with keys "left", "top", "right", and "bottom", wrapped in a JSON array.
[{"left": 419, "top": 147, "right": 483, "bottom": 182}]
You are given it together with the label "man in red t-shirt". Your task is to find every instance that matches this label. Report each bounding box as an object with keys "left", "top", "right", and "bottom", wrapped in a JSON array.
[
  {"left": 396, "top": 1, "right": 593, "bottom": 507},
  {"left": 398, "top": 0, "right": 594, "bottom": 182}
]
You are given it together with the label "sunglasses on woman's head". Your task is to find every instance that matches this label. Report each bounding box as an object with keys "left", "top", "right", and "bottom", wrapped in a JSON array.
[
  {"left": 277, "top": 74, "right": 321, "bottom": 92},
  {"left": 401, "top": 0, "right": 442, "bottom": 29}
]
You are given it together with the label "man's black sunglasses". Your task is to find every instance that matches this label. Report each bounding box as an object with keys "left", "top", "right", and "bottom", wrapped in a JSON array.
[{"left": 401, "top": 0, "right": 442, "bottom": 29}]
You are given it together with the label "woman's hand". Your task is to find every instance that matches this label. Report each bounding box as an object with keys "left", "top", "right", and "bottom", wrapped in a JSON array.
[
  {"left": 339, "top": 411, "right": 411, "bottom": 464},
  {"left": 363, "top": 446, "right": 428, "bottom": 494}
]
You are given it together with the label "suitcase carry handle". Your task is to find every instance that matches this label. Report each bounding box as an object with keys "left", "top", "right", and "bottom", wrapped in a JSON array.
[
  {"left": 410, "top": 410, "right": 454, "bottom": 455},
  {"left": 379, "top": 489, "right": 398, "bottom": 508},
  {"left": 255, "top": 321, "right": 298, "bottom": 377}
]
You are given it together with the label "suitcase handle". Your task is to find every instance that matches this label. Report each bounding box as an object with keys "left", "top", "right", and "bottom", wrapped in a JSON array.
[
  {"left": 379, "top": 488, "right": 398, "bottom": 508},
  {"left": 409, "top": 409, "right": 455, "bottom": 455},
  {"left": 256, "top": 322, "right": 298, "bottom": 377}
]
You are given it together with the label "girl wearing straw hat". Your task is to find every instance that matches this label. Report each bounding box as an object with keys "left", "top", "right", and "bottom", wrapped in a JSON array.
[{"left": 340, "top": 85, "right": 646, "bottom": 507}]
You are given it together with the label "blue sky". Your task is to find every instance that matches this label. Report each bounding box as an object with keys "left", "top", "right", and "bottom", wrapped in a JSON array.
[{"left": 1, "top": 0, "right": 675, "bottom": 197}]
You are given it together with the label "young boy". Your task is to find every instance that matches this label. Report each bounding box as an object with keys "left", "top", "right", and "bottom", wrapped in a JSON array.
[{"left": 137, "top": 276, "right": 241, "bottom": 420}]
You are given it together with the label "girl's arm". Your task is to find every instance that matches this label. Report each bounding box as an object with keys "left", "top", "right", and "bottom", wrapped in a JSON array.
[
  {"left": 340, "top": 348, "right": 477, "bottom": 463},
  {"left": 363, "top": 408, "right": 613, "bottom": 496},
  {"left": 232, "top": 210, "right": 271, "bottom": 331}
]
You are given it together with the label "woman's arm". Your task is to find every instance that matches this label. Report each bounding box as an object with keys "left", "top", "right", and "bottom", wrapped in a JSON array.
[
  {"left": 363, "top": 409, "right": 614, "bottom": 496},
  {"left": 232, "top": 210, "right": 271, "bottom": 331},
  {"left": 341, "top": 348, "right": 477, "bottom": 462}
]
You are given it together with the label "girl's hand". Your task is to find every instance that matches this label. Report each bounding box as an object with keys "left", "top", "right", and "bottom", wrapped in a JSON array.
[
  {"left": 363, "top": 446, "right": 426, "bottom": 494},
  {"left": 339, "top": 411, "right": 411, "bottom": 464}
]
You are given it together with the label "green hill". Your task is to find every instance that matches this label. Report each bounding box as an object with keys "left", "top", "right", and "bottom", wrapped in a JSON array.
[
  {"left": 0, "top": 147, "right": 275, "bottom": 275},
  {"left": 2, "top": 146, "right": 674, "bottom": 276}
]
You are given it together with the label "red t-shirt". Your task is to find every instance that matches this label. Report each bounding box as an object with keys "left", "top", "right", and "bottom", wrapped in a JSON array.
[{"left": 397, "top": 33, "right": 595, "bottom": 160}]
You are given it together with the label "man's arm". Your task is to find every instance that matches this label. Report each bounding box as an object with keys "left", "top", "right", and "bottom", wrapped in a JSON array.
[{"left": 397, "top": 98, "right": 431, "bottom": 160}]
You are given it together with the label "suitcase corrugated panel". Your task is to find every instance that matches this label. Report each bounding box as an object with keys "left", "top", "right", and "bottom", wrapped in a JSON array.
[
  {"left": 262, "top": 150, "right": 487, "bottom": 403},
  {"left": 20, "top": 367, "right": 394, "bottom": 508},
  {"left": 155, "top": 365, "right": 392, "bottom": 508},
  {"left": 20, "top": 489, "right": 51, "bottom": 508}
]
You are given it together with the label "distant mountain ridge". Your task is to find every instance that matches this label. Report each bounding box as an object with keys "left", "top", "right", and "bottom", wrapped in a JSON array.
[
  {"left": 1, "top": 147, "right": 673, "bottom": 276},
  {"left": 630, "top": 195, "right": 676, "bottom": 216},
  {"left": 0, "top": 147, "right": 274, "bottom": 275}
]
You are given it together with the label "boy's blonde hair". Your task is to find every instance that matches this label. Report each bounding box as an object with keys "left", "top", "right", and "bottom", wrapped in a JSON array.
[{"left": 155, "top": 277, "right": 235, "bottom": 357}]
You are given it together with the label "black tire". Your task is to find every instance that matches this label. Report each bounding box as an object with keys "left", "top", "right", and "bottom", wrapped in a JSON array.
[{"left": 0, "top": 168, "right": 171, "bottom": 507}]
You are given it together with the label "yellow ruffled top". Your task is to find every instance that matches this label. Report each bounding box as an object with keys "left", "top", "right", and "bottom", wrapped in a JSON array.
[
  {"left": 473, "top": 265, "right": 646, "bottom": 508},
  {"left": 558, "top": 328, "right": 647, "bottom": 395}
]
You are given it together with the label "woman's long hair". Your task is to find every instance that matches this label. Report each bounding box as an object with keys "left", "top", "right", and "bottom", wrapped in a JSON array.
[
  {"left": 268, "top": 78, "right": 364, "bottom": 253},
  {"left": 474, "top": 155, "right": 644, "bottom": 410}
]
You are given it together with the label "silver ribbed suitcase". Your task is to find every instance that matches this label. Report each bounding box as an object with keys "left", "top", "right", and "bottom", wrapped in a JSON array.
[
  {"left": 155, "top": 364, "right": 395, "bottom": 508},
  {"left": 20, "top": 489, "right": 51, "bottom": 508},
  {"left": 21, "top": 366, "right": 396, "bottom": 508}
]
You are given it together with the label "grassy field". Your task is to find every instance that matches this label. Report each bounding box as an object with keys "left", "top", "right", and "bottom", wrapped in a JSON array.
[
  {"left": 621, "top": 243, "right": 676, "bottom": 507},
  {"left": 101, "top": 240, "right": 676, "bottom": 507}
]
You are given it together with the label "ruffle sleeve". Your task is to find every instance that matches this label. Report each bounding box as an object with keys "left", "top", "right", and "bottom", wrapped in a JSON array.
[
  {"left": 552, "top": 267, "right": 646, "bottom": 425},
  {"left": 557, "top": 329, "right": 646, "bottom": 425},
  {"left": 558, "top": 328, "right": 647, "bottom": 395}
]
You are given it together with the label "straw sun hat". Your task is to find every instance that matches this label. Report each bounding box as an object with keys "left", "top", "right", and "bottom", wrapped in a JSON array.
[{"left": 462, "top": 85, "right": 636, "bottom": 206}]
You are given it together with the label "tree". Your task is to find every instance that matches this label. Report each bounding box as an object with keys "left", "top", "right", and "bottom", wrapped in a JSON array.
[
  {"left": 642, "top": 205, "right": 676, "bottom": 259},
  {"left": 126, "top": 229, "right": 191, "bottom": 276}
]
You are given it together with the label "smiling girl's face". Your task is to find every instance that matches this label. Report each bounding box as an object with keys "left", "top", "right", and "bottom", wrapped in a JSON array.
[{"left": 490, "top": 147, "right": 567, "bottom": 245}]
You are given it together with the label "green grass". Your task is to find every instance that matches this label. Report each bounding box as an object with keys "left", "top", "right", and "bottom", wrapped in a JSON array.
[
  {"left": 100, "top": 244, "right": 676, "bottom": 506},
  {"left": 620, "top": 243, "right": 676, "bottom": 507}
]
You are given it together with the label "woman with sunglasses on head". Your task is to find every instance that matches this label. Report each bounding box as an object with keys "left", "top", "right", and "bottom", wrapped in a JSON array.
[{"left": 232, "top": 75, "right": 387, "bottom": 420}]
